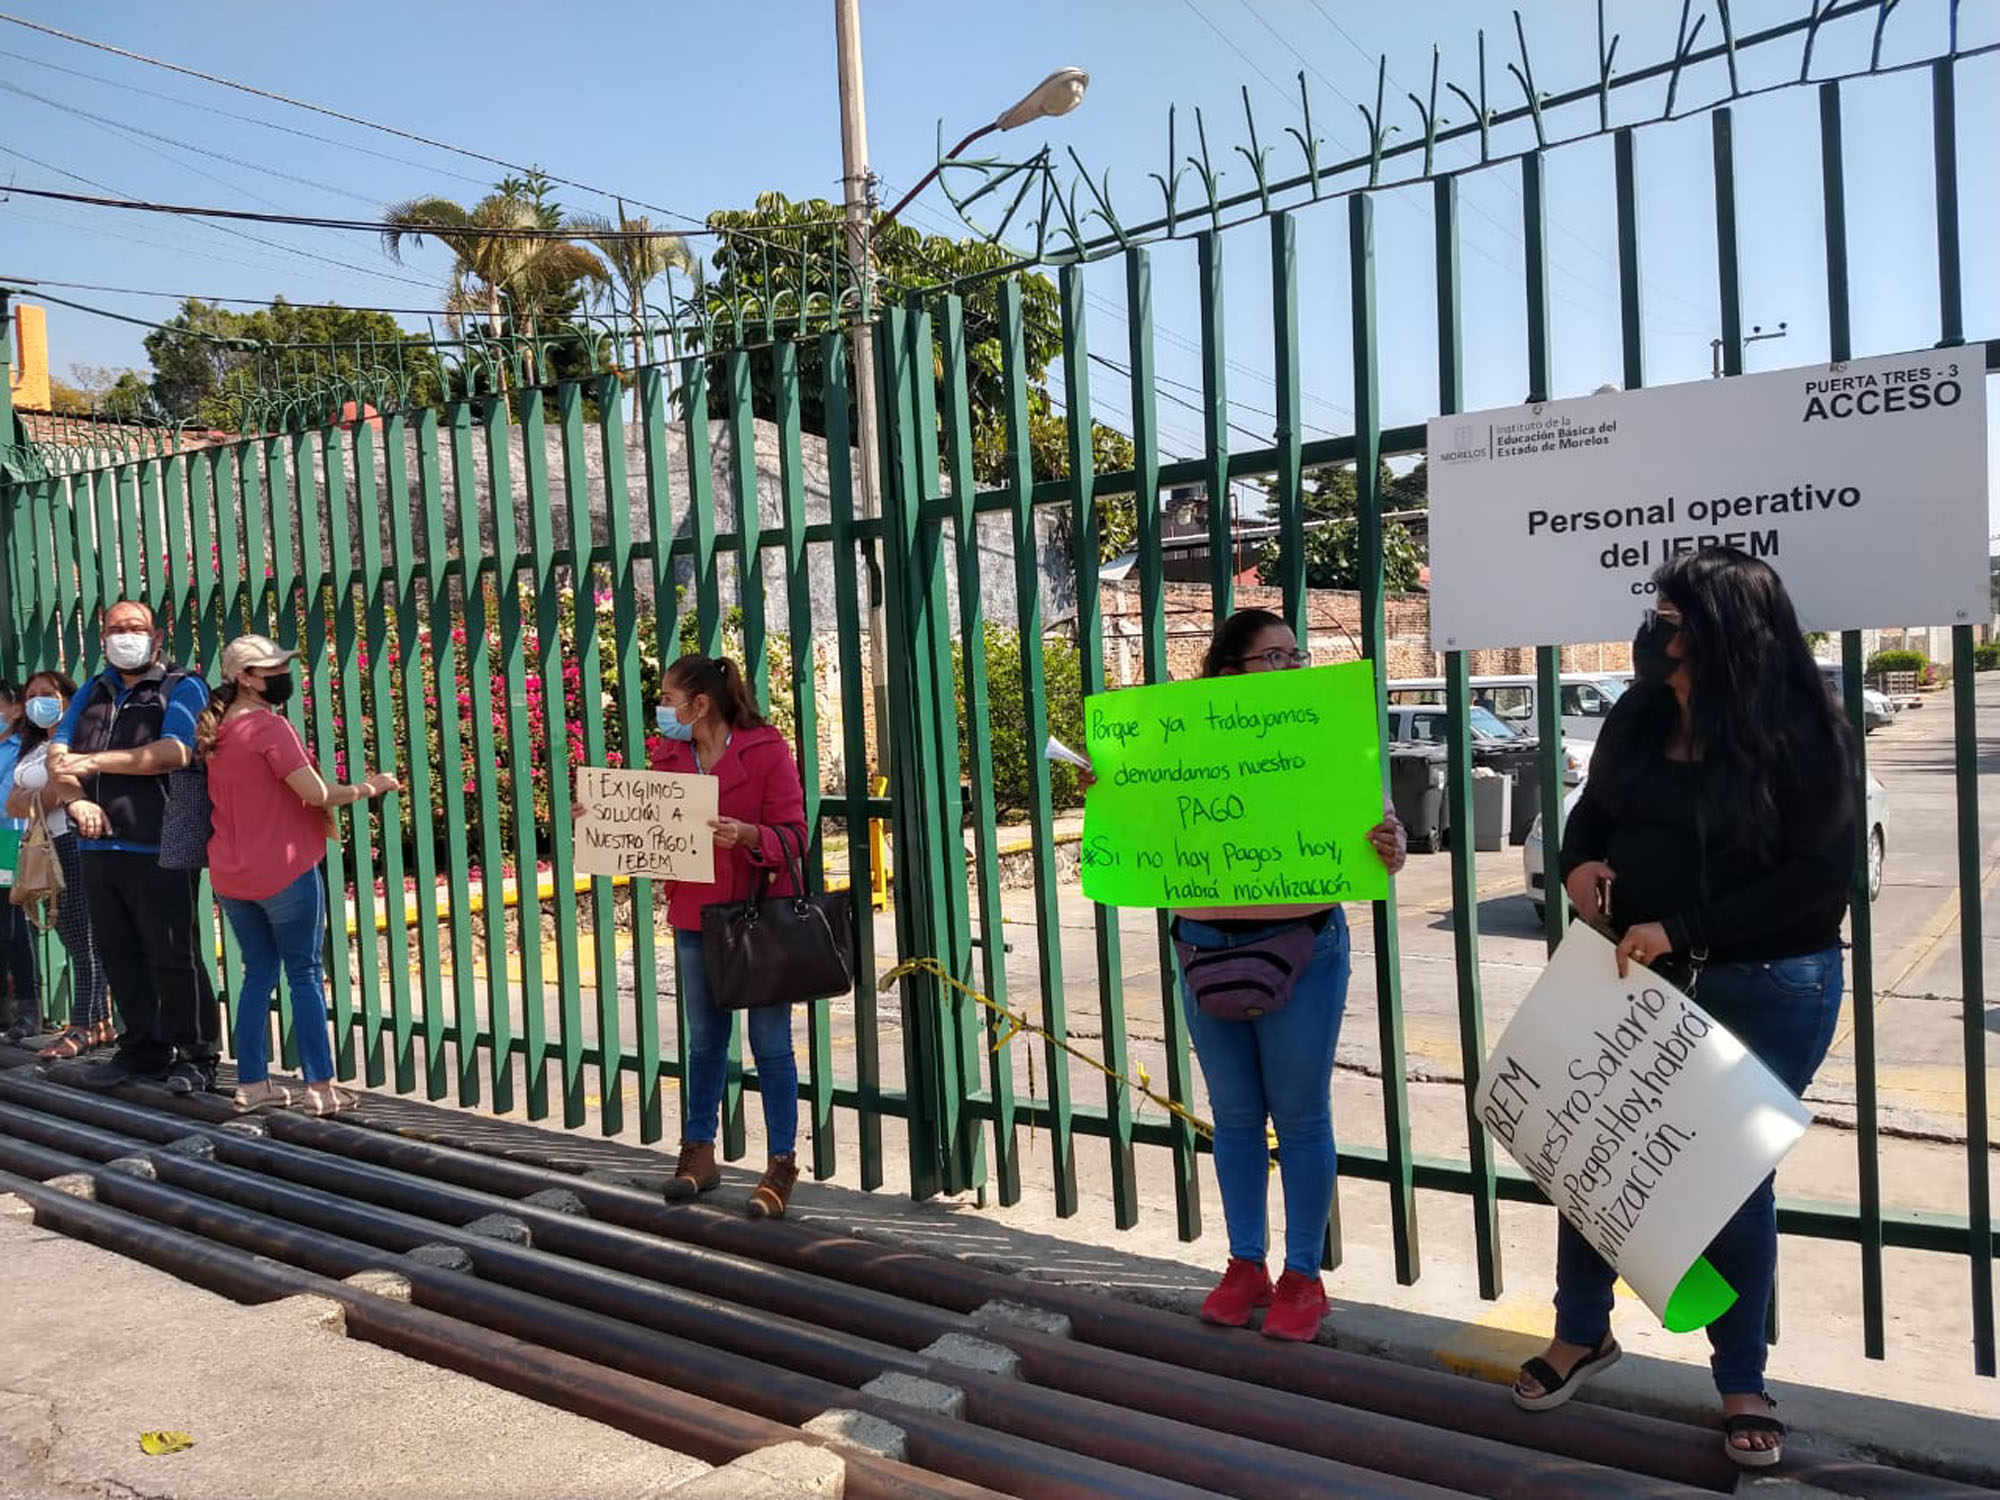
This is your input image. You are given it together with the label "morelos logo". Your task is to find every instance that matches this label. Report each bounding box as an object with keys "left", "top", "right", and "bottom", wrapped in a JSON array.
[{"left": 1436, "top": 422, "right": 1485, "bottom": 464}]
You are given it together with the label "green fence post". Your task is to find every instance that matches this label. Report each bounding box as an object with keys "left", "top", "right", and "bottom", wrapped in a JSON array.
[
  {"left": 1061, "top": 264, "right": 1137, "bottom": 1228},
  {"left": 1126, "top": 245, "right": 1202, "bottom": 1241},
  {"left": 1819, "top": 77, "right": 1886, "bottom": 1363},
  {"left": 1352, "top": 192, "right": 1416, "bottom": 1281},
  {"left": 941, "top": 293, "right": 1019, "bottom": 1205},
  {"left": 998, "top": 281, "right": 1077, "bottom": 1216},
  {"left": 876, "top": 304, "right": 970, "bottom": 1201},
  {"left": 823, "top": 331, "right": 884, "bottom": 1190},
  {"left": 773, "top": 340, "right": 834, "bottom": 1177},
  {"left": 1932, "top": 52, "right": 1995, "bottom": 1380},
  {"left": 1435, "top": 172, "right": 1501, "bottom": 1300}
]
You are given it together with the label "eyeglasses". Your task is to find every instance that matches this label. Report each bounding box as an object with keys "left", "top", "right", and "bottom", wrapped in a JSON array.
[
  {"left": 1232, "top": 646, "right": 1312, "bottom": 671},
  {"left": 1642, "top": 610, "right": 1683, "bottom": 638}
]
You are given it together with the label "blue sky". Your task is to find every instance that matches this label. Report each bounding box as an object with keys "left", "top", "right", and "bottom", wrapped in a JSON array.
[{"left": 3, "top": 0, "right": 1993, "bottom": 516}]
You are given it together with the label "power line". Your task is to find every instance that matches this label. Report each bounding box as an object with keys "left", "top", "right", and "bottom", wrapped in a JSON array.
[
  {"left": 0, "top": 274, "right": 458, "bottom": 317},
  {"left": 0, "top": 44, "right": 493, "bottom": 188},
  {"left": 0, "top": 77, "right": 384, "bottom": 206},
  {"left": 0, "top": 9, "right": 850, "bottom": 255},
  {"left": 1177, "top": 0, "right": 1298, "bottom": 110},
  {"left": 0, "top": 181, "right": 743, "bottom": 240},
  {"left": 0, "top": 148, "right": 444, "bottom": 290}
]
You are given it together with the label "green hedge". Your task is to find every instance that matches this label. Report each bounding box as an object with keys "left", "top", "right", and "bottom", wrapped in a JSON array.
[
  {"left": 1864, "top": 648, "right": 1927, "bottom": 678},
  {"left": 1973, "top": 642, "right": 2000, "bottom": 672}
]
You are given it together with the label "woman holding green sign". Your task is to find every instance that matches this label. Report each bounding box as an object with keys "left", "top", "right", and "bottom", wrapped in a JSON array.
[
  {"left": 1088, "top": 609, "right": 1407, "bottom": 1344},
  {"left": 1511, "top": 546, "right": 1853, "bottom": 1469}
]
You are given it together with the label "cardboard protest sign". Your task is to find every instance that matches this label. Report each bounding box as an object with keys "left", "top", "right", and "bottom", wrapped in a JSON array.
[
  {"left": 573, "top": 767, "right": 717, "bottom": 882},
  {"left": 1474, "top": 925, "right": 1812, "bottom": 1330},
  {"left": 1078, "top": 661, "right": 1385, "bottom": 909}
]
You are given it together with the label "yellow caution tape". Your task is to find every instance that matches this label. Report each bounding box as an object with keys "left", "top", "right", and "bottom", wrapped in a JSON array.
[{"left": 879, "top": 956, "right": 1213, "bottom": 1139}]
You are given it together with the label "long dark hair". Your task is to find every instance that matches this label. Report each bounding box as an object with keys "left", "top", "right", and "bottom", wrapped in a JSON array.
[
  {"left": 17, "top": 670, "right": 76, "bottom": 754},
  {"left": 664, "top": 654, "right": 766, "bottom": 730},
  {"left": 1620, "top": 546, "right": 1850, "bottom": 857},
  {"left": 1201, "top": 609, "right": 1289, "bottom": 679}
]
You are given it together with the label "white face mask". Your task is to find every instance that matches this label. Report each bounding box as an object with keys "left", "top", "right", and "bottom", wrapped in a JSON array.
[{"left": 104, "top": 631, "right": 155, "bottom": 672}]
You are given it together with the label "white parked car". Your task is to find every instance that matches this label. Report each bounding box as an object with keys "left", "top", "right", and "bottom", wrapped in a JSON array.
[{"left": 1524, "top": 776, "right": 1887, "bottom": 918}]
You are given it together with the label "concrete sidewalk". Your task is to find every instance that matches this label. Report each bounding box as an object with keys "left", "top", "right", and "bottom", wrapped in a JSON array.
[{"left": 0, "top": 1204, "right": 712, "bottom": 1500}]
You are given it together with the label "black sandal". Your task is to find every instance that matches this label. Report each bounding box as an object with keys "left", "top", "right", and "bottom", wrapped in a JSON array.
[
  {"left": 1722, "top": 1394, "right": 1785, "bottom": 1469},
  {"left": 1512, "top": 1334, "right": 1622, "bottom": 1411}
]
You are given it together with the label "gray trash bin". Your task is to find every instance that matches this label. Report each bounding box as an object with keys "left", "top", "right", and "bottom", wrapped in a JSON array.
[
  {"left": 1471, "top": 770, "right": 1512, "bottom": 853},
  {"left": 1473, "top": 738, "right": 1541, "bottom": 843},
  {"left": 1389, "top": 744, "right": 1448, "bottom": 854}
]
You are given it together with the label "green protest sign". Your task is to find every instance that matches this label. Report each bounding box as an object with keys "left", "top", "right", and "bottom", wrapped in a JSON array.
[{"left": 1079, "top": 662, "right": 1386, "bottom": 909}]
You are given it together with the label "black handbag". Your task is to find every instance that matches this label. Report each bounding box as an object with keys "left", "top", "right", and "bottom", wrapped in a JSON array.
[{"left": 700, "top": 825, "right": 855, "bottom": 1010}]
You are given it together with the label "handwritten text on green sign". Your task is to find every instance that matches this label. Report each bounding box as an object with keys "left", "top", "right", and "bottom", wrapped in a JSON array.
[{"left": 1079, "top": 662, "right": 1385, "bottom": 909}]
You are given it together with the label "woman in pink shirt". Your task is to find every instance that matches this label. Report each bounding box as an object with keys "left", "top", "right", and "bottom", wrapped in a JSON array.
[{"left": 197, "top": 635, "right": 399, "bottom": 1116}]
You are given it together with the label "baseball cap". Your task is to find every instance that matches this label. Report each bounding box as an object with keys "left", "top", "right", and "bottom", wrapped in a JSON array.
[{"left": 220, "top": 634, "right": 300, "bottom": 679}]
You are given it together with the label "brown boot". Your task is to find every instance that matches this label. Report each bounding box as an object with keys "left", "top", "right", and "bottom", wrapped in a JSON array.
[
  {"left": 662, "top": 1140, "right": 720, "bottom": 1201},
  {"left": 746, "top": 1154, "right": 799, "bottom": 1219}
]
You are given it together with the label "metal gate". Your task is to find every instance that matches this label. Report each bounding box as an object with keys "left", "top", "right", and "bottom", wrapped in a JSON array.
[{"left": 0, "top": 0, "right": 1992, "bottom": 1375}]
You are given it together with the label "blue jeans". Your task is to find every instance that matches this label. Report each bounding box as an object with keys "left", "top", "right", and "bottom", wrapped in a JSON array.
[
  {"left": 219, "top": 868, "right": 333, "bottom": 1086},
  {"left": 1176, "top": 910, "right": 1351, "bottom": 1276},
  {"left": 1553, "top": 946, "right": 1844, "bottom": 1394},
  {"left": 674, "top": 929, "right": 798, "bottom": 1157}
]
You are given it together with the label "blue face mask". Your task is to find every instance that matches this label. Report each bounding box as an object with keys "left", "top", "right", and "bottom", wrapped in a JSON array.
[
  {"left": 655, "top": 704, "right": 694, "bottom": 741},
  {"left": 25, "top": 696, "right": 63, "bottom": 730}
]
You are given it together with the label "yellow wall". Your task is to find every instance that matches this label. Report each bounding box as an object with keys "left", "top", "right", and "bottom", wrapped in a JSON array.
[{"left": 8, "top": 304, "right": 50, "bottom": 411}]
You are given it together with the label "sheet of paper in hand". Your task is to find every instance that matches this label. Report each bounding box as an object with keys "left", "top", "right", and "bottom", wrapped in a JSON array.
[
  {"left": 1473, "top": 924, "right": 1812, "bottom": 1330},
  {"left": 572, "top": 768, "right": 718, "bottom": 882},
  {"left": 1078, "top": 660, "right": 1385, "bottom": 909}
]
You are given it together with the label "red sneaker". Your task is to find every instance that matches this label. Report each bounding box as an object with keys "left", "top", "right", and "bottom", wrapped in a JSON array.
[
  {"left": 1200, "top": 1258, "right": 1274, "bottom": 1327},
  {"left": 1261, "top": 1269, "right": 1329, "bottom": 1342}
]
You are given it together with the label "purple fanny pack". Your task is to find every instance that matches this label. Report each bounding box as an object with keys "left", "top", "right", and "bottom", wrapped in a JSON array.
[{"left": 1173, "top": 916, "right": 1324, "bottom": 1021}]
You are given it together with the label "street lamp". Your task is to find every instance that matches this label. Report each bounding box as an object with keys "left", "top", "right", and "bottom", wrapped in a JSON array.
[{"left": 881, "top": 67, "right": 1092, "bottom": 225}]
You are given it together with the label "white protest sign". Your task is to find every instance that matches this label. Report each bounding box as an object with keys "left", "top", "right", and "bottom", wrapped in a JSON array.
[
  {"left": 1428, "top": 350, "right": 1988, "bottom": 649},
  {"left": 573, "top": 767, "right": 717, "bottom": 882},
  {"left": 1473, "top": 925, "right": 1811, "bottom": 1330}
]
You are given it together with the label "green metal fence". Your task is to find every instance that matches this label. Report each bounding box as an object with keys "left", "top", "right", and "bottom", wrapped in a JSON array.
[{"left": 0, "top": 0, "right": 1992, "bottom": 1375}]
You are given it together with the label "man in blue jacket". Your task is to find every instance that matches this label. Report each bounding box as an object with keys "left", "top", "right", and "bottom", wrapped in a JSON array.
[{"left": 50, "top": 600, "right": 216, "bottom": 1093}]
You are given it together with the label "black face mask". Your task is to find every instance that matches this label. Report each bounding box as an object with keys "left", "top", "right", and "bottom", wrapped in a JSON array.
[
  {"left": 1632, "top": 614, "right": 1680, "bottom": 681},
  {"left": 258, "top": 673, "right": 296, "bottom": 707}
]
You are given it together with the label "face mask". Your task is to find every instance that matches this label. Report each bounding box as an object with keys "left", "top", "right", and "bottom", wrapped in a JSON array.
[
  {"left": 256, "top": 673, "right": 296, "bottom": 708},
  {"left": 1632, "top": 612, "right": 1681, "bottom": 681},
  {"left": 25, "top": 697, "right": 62, "bottom": 729},
  {"left": 656, "top": 704, "right": 694, "bottom": 742},
  {"left": 105, "top": 631, "right": 154, "bottom": 672}
]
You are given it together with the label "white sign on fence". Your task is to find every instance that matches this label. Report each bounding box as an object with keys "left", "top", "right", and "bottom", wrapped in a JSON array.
[
  {"left": 1428, "top": 351, "right": 1989, "bottom": 649},
  {"left": 1472, "top": 925, "right": 1812, "bottom": 1330},
  {"left": 573, "top": 767, "right": 717, "bottom": 882}
]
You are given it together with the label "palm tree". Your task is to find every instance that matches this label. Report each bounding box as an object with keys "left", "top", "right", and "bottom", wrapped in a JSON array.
[
  {"left": 380, "top": 189, "right": 608, "bottom": 382},
  {"left": 567, "top": 199, "right": 697, "bottom": 419}
]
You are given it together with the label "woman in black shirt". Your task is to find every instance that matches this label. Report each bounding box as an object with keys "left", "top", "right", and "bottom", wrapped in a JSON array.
[{"left": 1510, "top": 546, "right": 1854, "bottom": 1469}]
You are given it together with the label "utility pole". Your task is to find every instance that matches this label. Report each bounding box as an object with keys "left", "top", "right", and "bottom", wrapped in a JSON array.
[{"left": 834, "top": 0, "right": 893, "bottom": 785}]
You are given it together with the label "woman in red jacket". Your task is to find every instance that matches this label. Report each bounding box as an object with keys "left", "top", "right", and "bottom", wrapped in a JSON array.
[{"left": 647, "top": 653, "right": 809, "bottom": 1218}]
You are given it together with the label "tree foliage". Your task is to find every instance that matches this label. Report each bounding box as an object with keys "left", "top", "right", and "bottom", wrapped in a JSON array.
[
  {"left": 1255, "top": 460, "right": 1425, "bottom": 593},
  {"left": 699, "top": 193, "right": 1136, "bottom": 555},
  {"left": 140, "top": 297, "right": 442, "bottom": 427},
  {"left": 382, "top": 169, "right": 607, "bottom": 340}
]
